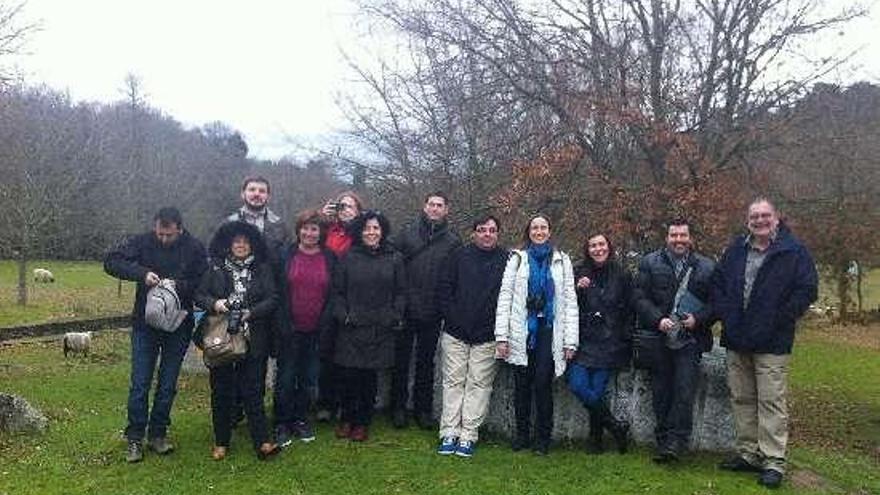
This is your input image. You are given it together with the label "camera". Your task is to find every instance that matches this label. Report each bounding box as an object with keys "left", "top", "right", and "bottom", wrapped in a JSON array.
[
  {"left": 527, "top": 294, "right": 546, "bottom": 316},
  {"left": 226, "top": 299, "right": 244, "bottom": 335},
  {"left": 327, "top": 202, "right": 343, "bottom": 211}
]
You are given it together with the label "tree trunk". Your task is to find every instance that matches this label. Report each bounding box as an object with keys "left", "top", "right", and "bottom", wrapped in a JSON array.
[{"left": 16, "top": 250, "right": 27, "bottom": 306}]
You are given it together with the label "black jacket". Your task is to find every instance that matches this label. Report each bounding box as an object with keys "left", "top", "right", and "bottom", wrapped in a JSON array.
[
  {"left": 277, "top": 246, "right": 338, "bottom": 357},
  {"left": 194, "top": 261, "right": 278, "bottom": 359},
  {"left": 393, "top": 214, "right": 461, "bottom": 322},
  {"left": 330, "top": 243, "right": 407, "bottom": 369},
  {"left": 435, "top": 244, "right": 508, "bottom": 345},
  {"left": 194, "top": 221, "right": 279, "bottom": 359},
  {"left": 633, "top": 249, "right": 715, "bottom": 352},
  {"left": 573, "top": 260, "right": 633, "bottom": 369},
  {"left": 104, "top": 230, "right": 207, "bottom": 324},
  {"left": 711, "top": 225, "right": 818, "bottom": 354}
]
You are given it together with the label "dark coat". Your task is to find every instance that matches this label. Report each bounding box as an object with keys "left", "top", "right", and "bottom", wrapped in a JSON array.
[
  {"left": 573, "top": 260, "right": 633, "bottom": 369},
  {"left": 277, "top": 246, "right": 338, "bottom": 358},
  {"left": 330, "top": 243, "right": 407, "bottom": 369},
  {"left": 393, "top": 214, "right": 461, "bottom": 322},
  {"left": 435, "top": 244, "right": 508, "bottom": 345},
  {"left": 194, "top": 222, "right": 279, "bottom": 359},
  {"left": 711, "top": 224, "right": 818, "bottom": 354},
  {"left": 633, "top": 249, "right": 715, "bottom": 352},
  {"left": 104, "top": 230, "right": 207, "bottom": 324}
]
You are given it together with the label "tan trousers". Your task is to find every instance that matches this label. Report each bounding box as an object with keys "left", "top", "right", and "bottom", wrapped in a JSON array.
[
  {"left": 439, "top": 332, "right": 499, "bottom": 442},
  {"left": 726, "top": 350, "right": 790, "bottom": 473}
]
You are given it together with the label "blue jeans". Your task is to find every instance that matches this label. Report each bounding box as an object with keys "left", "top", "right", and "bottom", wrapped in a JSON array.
[
  {"left": 274, "top": 331, "right": 320, "bottom": 426},
  {"left": 125, "top": 317, "right": 192, "bottom": 442},
  {"left": 567, "top": 364, "right": 610, "bottom": 408}
]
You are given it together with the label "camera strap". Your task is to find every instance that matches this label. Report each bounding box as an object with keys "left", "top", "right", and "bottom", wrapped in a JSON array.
[{"left": 672, "top": 267, "right": 693, "bottom": 315}]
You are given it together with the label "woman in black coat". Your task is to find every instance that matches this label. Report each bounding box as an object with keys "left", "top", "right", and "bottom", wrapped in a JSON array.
[
  {"left": 194, "top": 221, "right": 279, "bottom": 461},
  {"left": 330, "top": 210, "right": 406, "bottom": 442},
  {"left": 567, "top": 233, "right": 632, "bottom": 454}
]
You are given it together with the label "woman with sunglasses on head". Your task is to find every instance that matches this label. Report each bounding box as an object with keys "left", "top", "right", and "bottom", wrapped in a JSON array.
[
  {"left": 495, "top": 214, "right": 578, "bottom": 455},
  {"left": 568, "top": 233, "right": 632, "bottom": 454}
]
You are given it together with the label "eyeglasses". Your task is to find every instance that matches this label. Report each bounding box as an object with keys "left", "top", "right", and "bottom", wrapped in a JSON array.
[{"left": 475, "top": 227, "right": 498, "bottom": 234}]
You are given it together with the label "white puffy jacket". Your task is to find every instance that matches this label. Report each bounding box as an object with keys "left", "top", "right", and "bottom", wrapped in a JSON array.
[{"left": 494, "top": 248, "right": 579, "bottom": 377}]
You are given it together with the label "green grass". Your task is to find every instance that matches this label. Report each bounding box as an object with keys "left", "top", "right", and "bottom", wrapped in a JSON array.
[
  {"left": 0, "top": 260, "right": 133, "bottom": 327},
  {"left": 1, "top": 328, "right": 878, "bottom": 495}
]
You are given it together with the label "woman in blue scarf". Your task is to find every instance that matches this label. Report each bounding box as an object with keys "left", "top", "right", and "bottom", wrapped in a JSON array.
[{"left": 495, "top": 215, "right": 579, "bottom": 455}]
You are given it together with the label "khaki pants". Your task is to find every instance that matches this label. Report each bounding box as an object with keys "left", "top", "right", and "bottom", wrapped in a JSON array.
[
  {"left": 439, "top": 332, "right": 499, "bottom": 442},
  {"left": 726, "top": 350, "right": 790, "bottom": 473}
]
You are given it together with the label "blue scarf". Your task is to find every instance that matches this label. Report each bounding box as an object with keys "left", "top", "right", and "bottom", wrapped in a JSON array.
[{"left": 526, "top": 243, "right": 555, "bottom": 350}]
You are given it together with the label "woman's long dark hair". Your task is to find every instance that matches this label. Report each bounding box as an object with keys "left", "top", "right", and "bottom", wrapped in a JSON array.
[
  {"left": 520, "top": 214, "right": 552, "bottom": 248},
  {"left": 581, "top": 233, "right": 616, "bottom": 272}
]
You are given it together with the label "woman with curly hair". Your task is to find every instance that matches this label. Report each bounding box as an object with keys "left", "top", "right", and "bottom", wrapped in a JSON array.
[{"left": 195, "top": 221, "right": 280, "bottom": 461}]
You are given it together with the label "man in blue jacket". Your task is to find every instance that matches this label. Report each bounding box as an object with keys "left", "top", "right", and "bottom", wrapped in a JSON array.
[
  {"left": 712, "top": 198, "right": 817, "bottom": 489},
  {"left": 104, "top": 207, "right": 208, "bottom": 463}
]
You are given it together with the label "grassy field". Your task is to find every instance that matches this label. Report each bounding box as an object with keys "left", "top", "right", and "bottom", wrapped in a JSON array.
[
  {"left": 0, "top": 260, "right": 133, "bottom": 328},
  {"left": 0, "top": 323, "right": 878, "bottom": 495}
]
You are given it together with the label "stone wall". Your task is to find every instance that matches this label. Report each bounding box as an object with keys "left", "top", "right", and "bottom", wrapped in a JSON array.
[{"left": 181, "top": 339, "right": 736, "bottom": 452}]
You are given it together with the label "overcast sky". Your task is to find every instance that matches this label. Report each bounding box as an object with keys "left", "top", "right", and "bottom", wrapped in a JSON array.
[{"left": 10, "top": 0, "right": 880, "bottom": 160}]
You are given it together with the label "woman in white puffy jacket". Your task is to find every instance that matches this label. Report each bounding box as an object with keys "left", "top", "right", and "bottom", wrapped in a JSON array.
[{"left": 495, "top": 214, "right": 578, "bottom": 455}]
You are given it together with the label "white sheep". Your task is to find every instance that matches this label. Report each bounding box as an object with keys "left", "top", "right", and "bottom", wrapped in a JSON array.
[
  {"left": 63, "top": 332, "right": 93, "bottom": 357},
  {"left": 33, "top": 268, "right": 55, "bottom": 283}
]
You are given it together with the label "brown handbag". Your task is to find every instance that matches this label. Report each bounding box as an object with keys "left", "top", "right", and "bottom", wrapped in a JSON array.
[{"left": 200, "top": 314, "right": 248, "bottom": 368}]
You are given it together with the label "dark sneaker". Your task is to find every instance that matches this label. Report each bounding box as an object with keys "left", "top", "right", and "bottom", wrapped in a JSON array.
[
  {"left": 532, "top": 441, "right": 549, "bottom": 456},
  {"left": 147, "top": 437, "right": 174, "bottom": 455},
  {"left": 292, "top": 421, "right": 316, "bottom": 442},
  {"left": 275, "top": 425, "right": 293, "bottom": 448},
  {"left": 758, "top": 469, "right": 783, "bottom": 489},
  {"left": 719, "top": 455, "right": 762, "bottom": 473},
  {"left": 511, "top": 434, "right": 531, "bottom": 452},
  {"left": 652, "top": 445, "right": 678, "bottom": 464},
  {"left": 126, "top": 441, "right": 144, "bottom": 463},
  {"left": 415, "top": 411, "right": 435, "bottom": 430},
  {"left": 391, "top": 409, "right": 408, "bottom": 429},
  {"left": 437, "top": 436, "right": 457, "bottom": 455},
  {"left": 455, "top": 440, "right": 475, "bottom": 458}
]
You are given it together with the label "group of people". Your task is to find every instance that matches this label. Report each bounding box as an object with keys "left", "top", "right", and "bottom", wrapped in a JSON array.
[{"left": 104, "top": 175, "right": 817, "bottom": 489}]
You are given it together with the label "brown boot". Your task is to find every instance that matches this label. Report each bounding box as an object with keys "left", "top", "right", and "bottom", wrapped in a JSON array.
[
  {"left": 211, "top": 446, "right": 227, "bottom": 461},
  {"left": 257, "top": 442, "right": 279, "bottom": 460},
  {"left": 349, "top": 425, "right": 369, "bottom": 442}
]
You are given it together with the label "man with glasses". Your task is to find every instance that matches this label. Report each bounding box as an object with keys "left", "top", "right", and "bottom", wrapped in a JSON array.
[
  {"left": 434, "top": 216, "right": 507, "bottom": 457},
  {"left": 713, "top": 198, "right": 817, "bottom": 488}
]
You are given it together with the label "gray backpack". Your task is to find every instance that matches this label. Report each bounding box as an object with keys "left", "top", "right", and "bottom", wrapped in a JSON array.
[{"left": 144, "top": 281, "right": 187, "bottom": 332}]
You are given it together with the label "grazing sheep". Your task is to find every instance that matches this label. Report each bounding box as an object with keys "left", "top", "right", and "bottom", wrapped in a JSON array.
[
  {"left": 33, "top": 268, "right": 55, "bottom": 283},
  {"left": 63, "top": 332, "right": 93, "bottom": 357}
]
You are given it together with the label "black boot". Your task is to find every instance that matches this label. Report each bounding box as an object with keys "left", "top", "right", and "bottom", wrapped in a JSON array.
[
  {"left": 600, "top": 404, "right": 629, "bottom": 454},
  {"left": 585, "top": 406, "right": 604, "bottom": 454}
]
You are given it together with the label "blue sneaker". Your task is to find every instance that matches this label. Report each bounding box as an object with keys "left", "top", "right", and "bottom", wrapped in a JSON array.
[
  {"left": 437, "top": 436, "right": 457, "bottom": 455},
  {"left": 455, "top": 440, "right": 475, "bottom": 458}
]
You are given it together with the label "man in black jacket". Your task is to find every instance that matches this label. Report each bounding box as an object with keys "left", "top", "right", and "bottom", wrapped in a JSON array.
[
  {"left": 713, "top": 198, "right": 817, "bottom": 489},
  {"left": 104, "top": 207, "right": 207, "bottom": 463},
  {"left": 633, "top": 219, "right": 714, "bottom": 463},
  {"left": 434, "top": 215, "right": 507, "bottom": 457},
  {"left": 390, "top": 192, "right": 462, "bottom": 429}
]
